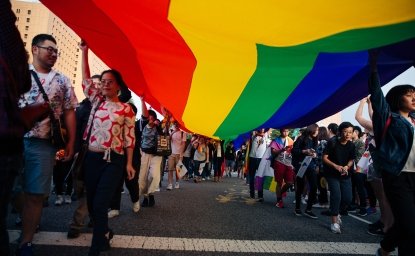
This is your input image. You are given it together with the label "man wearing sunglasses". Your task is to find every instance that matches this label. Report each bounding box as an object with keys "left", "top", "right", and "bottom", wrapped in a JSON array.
[{"left": 16, "top": 34, "right": 78, "bottom": 256}]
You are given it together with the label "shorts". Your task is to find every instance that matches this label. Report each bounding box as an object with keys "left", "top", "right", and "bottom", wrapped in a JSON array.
[
  {"left": 167, "top": 154, "right": 181, "bottom": 171},
  {"left": 226, "top": 160, "right": 235, "bottom": 169},
  {"left": 273, "top": 161, "right": 295, "bottom": 185},
  {"left": 23, "top": 138, "right": 56, "bottom": 195}
]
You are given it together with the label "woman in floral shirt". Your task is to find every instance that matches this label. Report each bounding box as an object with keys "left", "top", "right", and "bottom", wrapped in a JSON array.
[{"left": 81, "top": 66, "right": 135, "bottom": 255}]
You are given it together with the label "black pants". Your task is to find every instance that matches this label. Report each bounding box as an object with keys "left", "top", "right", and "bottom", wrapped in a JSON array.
[
  {"left": 248, "top": 157, "right": 263, "bottom": 199},
  {"left": 84, "top": 151, "right": 124, "bottom": 255},
  {"left": 53, "top": 160, "right": 73, "bottom": 195},
  {"left": 295, "top": 168, "right": 317, "bottom": 211},
  {"left": 381, "top": 171, "right": 415, "bottom": 255},
  {"left": 110, "top": 168, "right": 139, "bottom": 210}
]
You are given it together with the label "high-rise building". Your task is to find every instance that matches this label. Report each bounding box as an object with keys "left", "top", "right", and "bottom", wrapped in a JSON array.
[{"left": 11, "top": 0, "right": 108, "bottom": 100}]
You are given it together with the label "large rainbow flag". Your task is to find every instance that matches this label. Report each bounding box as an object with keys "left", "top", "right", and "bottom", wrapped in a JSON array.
[{"left": 41, "top": 0, "right": 415, "bottom": 139}]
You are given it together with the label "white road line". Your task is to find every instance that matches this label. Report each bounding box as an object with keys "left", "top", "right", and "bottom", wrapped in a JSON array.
[
  {"left": 9, "top": 230, "right": 381, "bottom": 254},
  {"left": 348, "top": 213, "right": 373, "bottom": 225}
]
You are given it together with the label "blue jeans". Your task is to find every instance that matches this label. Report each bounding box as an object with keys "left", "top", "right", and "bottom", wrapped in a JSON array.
[
  {"left": 0, "top": 154, "right": 22, "bottom": 256},
  {"left": 327, "top": 177, "right": 352, "bottom": 216},
  {"left": 84, "top": 151, "right": 124, "bottom": 254}
]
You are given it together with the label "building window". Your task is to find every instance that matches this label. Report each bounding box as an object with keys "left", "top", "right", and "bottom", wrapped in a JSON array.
[
  {"left": 73, "top": 74, "right": 76, "bottom": 78},
  {"left": 74, "top": 67, "right": 77, "bottom": 71},
  {"left": 25, "top": 26, "right": 29, "bottom": 31},
  {"left": 24, "top": 34, "right": 28, "bottom": 39},
  {"left": 28, "top": 10, "right": 31, "bottom": 15},
  {"left": 26, "top": 18, "right": 30, "bottom": 22},
  {"left": 16, "top": 17, "right": 19, "bottom": 21},
  {"left": 16, "top": 9, "right": 20, "bottom": 13},
  {"left": 23, "top": 42, "right": 26, "bottom": 46}
]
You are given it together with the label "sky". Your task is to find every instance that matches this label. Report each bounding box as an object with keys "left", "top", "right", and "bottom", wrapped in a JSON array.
[{"left": 341, "top": 67, "right": 415, "bottom": 125}]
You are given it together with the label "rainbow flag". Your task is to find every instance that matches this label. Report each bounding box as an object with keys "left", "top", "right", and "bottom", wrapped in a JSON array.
[{"left": 41, "top": 0, "right": 415, "bottom": 139}]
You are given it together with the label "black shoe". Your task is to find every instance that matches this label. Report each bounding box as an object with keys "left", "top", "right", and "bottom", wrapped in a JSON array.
[
  {"left": 15, "top": 242, "right": 34, "bottom": 256},
  {"left": 67, "top": 228, "right": 80, "bottom": 239},
  {"left": 304, "top": 210, "right": 318, "bottom": 219},
  {"left": 367, "top": 228, "right": 385, "bottom": 236},
  {"left": 368, "top": 220, "right": 383, "bottom": 230},
  {"left": 256, "top": 198, "right": 264, "bottom": 203},
  {"left": 101, "top": 229, "right": 114, "bottom": 251},
  {"left": 141, "top": 197, "right": 149, "bottom": 207},
  {"left": 294, "top": 209, "right": 302, "bottom": 216},
  {"left": 149, "top": 195, "right": 155, "bottom": 207},
  {"left": 357, "top": 208, "right": 367, "bottom": 217},
  {"left": 339, "top": 210, "right": 349, "bottom": 216}
]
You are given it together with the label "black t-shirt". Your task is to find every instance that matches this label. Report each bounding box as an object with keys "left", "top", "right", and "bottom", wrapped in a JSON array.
[{"left": 323, "top": 138, "right": 355, "bottom": 179}]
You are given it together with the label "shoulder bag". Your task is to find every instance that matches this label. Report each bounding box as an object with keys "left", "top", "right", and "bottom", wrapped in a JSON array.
[{"left": 31, "top": 70, "right": 67, "bottom": 149}]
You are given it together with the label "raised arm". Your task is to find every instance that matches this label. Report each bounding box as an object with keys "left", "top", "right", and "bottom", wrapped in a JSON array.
[
  {"left": 79, "top": 40, "right": 90, "bottom": 80},
  {"left": 355, "top": 97, "right": 373, "bottom": 131},
  {"left": 140, "top": 96, "right": 149, "bottom": 118}
]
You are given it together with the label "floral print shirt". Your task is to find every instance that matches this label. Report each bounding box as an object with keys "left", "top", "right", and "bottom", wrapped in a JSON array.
[
  {"left": 82, "top": 79, "right": 135, "bottom": 155},
  {"left": 18, "top": 65, "right": 78, "bottom": 139}
]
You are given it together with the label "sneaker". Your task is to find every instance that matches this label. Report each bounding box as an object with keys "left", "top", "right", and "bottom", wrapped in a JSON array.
[
  {"left": 367, "top": 227, "right": 385, "bottom": 236},
  {"left": 174, "top": 182, "right": 180, "bottom": 189},
  {"left": 357, "top": 208, "right": 367, "bottom": 217},
  {"left": 16, "top": 242, "right": 34, "bottom": 256},
  {"left": 368, "top": 220, "right": 383, "bottom": 230},
  {"left": 107, "top": 210, "right": 120, "bottom": 218},
  {"left": 367, "top": 207, "right": 377, "bottom": 215},
  {"left": 54, "top": 195, "right": 63, "bottom": 206},
  {"left": 304, "top": 210, "right": 318, "bottom": 219},
  {"left": 294, "top": 209, "right": 302, "bottom": 216},
  {"left": 64, "top": 195, "right": 72, "bottom": 204},
  {"left": 275, "top": 200, "right": 284, "bottom": 208},
  {"left": 256, "top": 198, "right": 264, "bottom": 203},
  {"left": 141, "top": 197, "right": 149, "bottom": 207},
  {"left": 155, "top": 187, "right": 161, "bottom": 192},
  {"left": 337, "top": 214, "right": 342, "bottom": 226},
  {"left": 166, "top": 184, "right": 173, "bottom": 190},
  {"left": 67, "top": 228, "right": 80, "bottom": 239},
  {"left": 347, "top": 205, "right": 357, "bottom": 213},
  {"left": 132, "top": 201, "right": 140, "bottom": 213},
  {"left": 330, "top": 223, "right": 341, "bottom": 234}
]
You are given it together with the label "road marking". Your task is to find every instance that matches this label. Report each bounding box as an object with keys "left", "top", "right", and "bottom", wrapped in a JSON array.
[{"left": 9, "top": 230, "right": 381, "bottom": 254}]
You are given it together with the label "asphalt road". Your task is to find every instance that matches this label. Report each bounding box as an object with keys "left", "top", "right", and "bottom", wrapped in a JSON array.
[{"left": 7, "top": 173, "right": 386, "bottom": 256}]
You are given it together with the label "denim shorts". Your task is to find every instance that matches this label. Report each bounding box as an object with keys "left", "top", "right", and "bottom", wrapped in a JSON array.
[{"left": 23, "top": 138, "right": 56, "bottom": 195}]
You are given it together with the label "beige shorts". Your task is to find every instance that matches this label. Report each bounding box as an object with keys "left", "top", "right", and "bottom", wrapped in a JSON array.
[{"left": 167, "top": 154, "right": 181, "bottom": 171}]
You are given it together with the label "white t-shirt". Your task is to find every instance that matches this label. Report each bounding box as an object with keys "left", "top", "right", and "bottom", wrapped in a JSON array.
[
  {"left": 402, "top": 134, "right": 415, "bottom": 173},
  {"left": 249, "top": 133, "right": 268, "bottom": 158},
  {"left": 170, "top": 130, "right": 186, "bottom": 154}
]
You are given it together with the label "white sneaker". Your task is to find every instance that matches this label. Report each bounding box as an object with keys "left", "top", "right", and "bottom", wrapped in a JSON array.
[
  {"left": 166, "top": 184, "right": 173, "bottom": 190},
  {"left": 174, "top": 182, "right": 180, "bottom": 189},
  {"left": 330, "top": 223, "right": 341, "bottom": 234},
  {"left": 132, "top": 201, "right": 140, "bottom": 213},
  {"left": 64, "top": 195, "right": 72, "bottom": 204},
  {"left": 108, "top": 210, "right": 120, "bottom": 218},
  {"left": 337, "top": 214, "right": 342, "bottom": 226},
  {"left": 54, "top": 195, "right": 63, "bottom": 206}
]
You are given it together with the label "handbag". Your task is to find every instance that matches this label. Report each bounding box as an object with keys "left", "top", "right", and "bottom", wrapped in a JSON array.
[
  {"left": 156, "top": 134, "right": 172, "bottom": 156},
  {"left": 19, "top": 102, "right": 51, "bottom": 131},
  {"left": 30, "top": 70, "right": 67, "bottom": 149},
  {"left": 67, "top": 100, "right": 103, "bottom": 181}
]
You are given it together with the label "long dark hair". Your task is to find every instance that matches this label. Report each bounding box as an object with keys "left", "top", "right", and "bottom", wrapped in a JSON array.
[
  {"left": 318, "top": 126, "right": 329, "bottom": 141},
  {"left": 385, "top": 84, "right": 415, "bottom": 112}
]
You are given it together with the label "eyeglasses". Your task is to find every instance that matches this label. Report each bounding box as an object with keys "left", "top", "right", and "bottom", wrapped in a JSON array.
[
  {"left": 36, "top": 45, "right": 59, "bottom": 55},
  {"left": 100, "top": 79, "right": 114, "bottom": 86}
]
